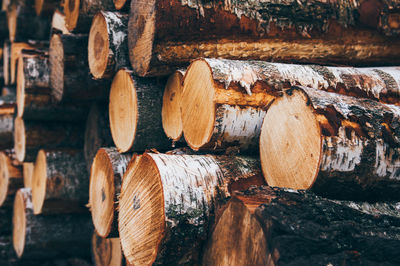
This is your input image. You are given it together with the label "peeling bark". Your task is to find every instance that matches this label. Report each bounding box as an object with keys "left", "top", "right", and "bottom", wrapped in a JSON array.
[{"left": 128, "top": 0, "right": 400, "bottom": 76}]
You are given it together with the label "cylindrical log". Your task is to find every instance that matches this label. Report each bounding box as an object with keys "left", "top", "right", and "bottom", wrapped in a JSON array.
[
  {"left": 109, "top": 68, "right": 170, "bottom": 153},
  {"left": 17, "top": 51, "right": 88, "bottom": 121},
  {"left": 31, "top": 149, "right": 89, "bottom": 215},
  {"left": 64, "top": 0, "right": 114, "bottom": 32},
  {"left": 84, "top": 103, "right": 114, "bottom": 174},
  {"left": 89, "top": 148, "right": 132, "bottom": 237},
  {"left": 119, "top": 153, "right": 265, "bottom": 265},
  {"left": 12, "top": 188, "right": 92, "bottom": 260},
  {"left": 113, "top": 0, "right": 129, "bottom": 10},
  {"left": 3, "top": 40, "right": 10, "bottom": 85},
  {"left": 0, "top": 151, "right": 22, "bottom": 206},
  {"left": 92, "top": 233, "right": 124, "bottom": 266},
  {"left": 88, "top": 11, "right": 128, "bottom": 79},
  {"left": 6, "top": 1, "right": 51, "bottom": 42},
  {"left": 51, "top": 9, "right": 71, "bottom": 35},
  {"left": 203, "top": 186, "right": 400, "bottom": 265},
  {"left": 49, "top": 33, "right": 109, "bottom": 103},
  {"left": 182, "top": 58, "right": 400, "bottom": 152},
  {"left": 260, "top": 86, "right": 400, "bottom": 200},
  {"left": 128, "top": 0, "right": 400, "bottom": 76},
  {"left": 162, "top": 70, "right": 184, "bottom": 143},
  {"left": 35, "top": 0, "right": 59, "bottom": 16},
  {"left": 378, "top": 2, "right": 400, "bottom": 36},
  {"left": 0, "top": 114, "right": 13, "bottom": 149},
  {"left": 22, "top": 162, "right": 33, "bottom": 189},
  {"left": 13, "top": 117, "right": 84, "bottom": 162}
]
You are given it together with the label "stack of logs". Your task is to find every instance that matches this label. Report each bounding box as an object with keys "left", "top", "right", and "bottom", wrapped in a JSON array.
[{"left": 0, "top": 0, "right": 399, "bottom": 265}]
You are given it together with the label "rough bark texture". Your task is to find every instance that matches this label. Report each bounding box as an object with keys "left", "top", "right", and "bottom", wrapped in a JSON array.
[
  {"left": 89, "top": 147, "right": 131, "bottom": 237},
  {"left": 7, "top": 0, "right": 51, "bottom": 42},
  {"left": 15, "top": 188, "right": 93, "bottom": 260},
  {"left": 213, "top": 186, "right": 400, "bottom": 266},
  {"left": 89, "top": 11, "right": 129, "bottom": 79},
  {"left": 18, "top": 51, "right": 88, "bottom": 120},
  {"left": 120, "top": 153, "right": 265, "bottom": 265},
  {"left": 49, "top": 33, "right": 110, "bottom": 103},
  {"left": 15, "top": 119, "right": 84, "bottom": 162},
  {"left": 0, "top": 114, "right": 13, "bottom": 149},
  {"left": 128, "top": 0, "right": 400, "bottom": 76},
  {"left": 199, "top": 58, "right": 400, "bottom": 105},
  {"left": 84, "top": 103, "right": 113, "bottom": 174},
  {"left": 293, "top": 86, "right": 400, "bottom": 201},
  {"left": 39, "top": 150, "right": 89, "bottom": 214}
]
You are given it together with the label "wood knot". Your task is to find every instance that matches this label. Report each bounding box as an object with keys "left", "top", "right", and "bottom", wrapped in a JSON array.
[
  {"left": 101, "top": 187, "right": 106, "bottom": 202},
  {"left": 132, "top": 195, "right": 140, "bottom": 210},
  {"left": 94, "top": 32, "right": 104, "bottom": 61}
]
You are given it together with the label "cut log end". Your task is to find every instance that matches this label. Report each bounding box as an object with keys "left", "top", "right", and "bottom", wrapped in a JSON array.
[
  {"left": 181, "top": 59, "right": 215, "bottom": 150},
  {"left": 16, "top": 55, "right": 25, "bottom": 118},
  {"left": 260, "top": 90, "right": 322, "bottom": 189},
  {"left": 113, "top": 0, "right": 127, "bottom": 10},
  {"left": 31, "top": 149, "right": 46, "bottom": 214},
  {"left": 202, "top": 198, "right": 268, "bottom": 266},
  {"left": 12, "top": 188, "right": 28, "bottom": 258},
  {"left": 49, "top": 34, "right": 64, "bottom": 102},
  {"left": 119, "top": 154, "right": 164, "bottom": 266},
  {"left": 35, "top": 0, "right": 44, "bottom": 16},
  {"left": 89, "top": 149, "right": 116, "bottom": 237},
  {"left": 109, "top": 69, "right": 138, "bottom": 153},
  {"left": 64, "top": 0, "right": 80, "bottom": 31},
  {"left": 88, "top": 12, "right": 110, "bottom": 79},
  {"left": 6, "top": 5, "right": 17, "bottom": 42},
  {"left": 23, "top": 162, "right": 34, "bottom": 189},
  {"left": 14, "top": 117, "right": 26, "bottom": 162},
  {"left": 162, "top": 71, "right": 184, "bottom": 142},
  {"left": 91, "top": 233, "right": 123, "bottom": 266},
  {"left": 0, "top": 152, "right": 10, "bottom": 205}
]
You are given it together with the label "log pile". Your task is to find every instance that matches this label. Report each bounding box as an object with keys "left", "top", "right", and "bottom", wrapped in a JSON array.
[{"left": 0, "top": 0, "right": 398, "bottom": 265}]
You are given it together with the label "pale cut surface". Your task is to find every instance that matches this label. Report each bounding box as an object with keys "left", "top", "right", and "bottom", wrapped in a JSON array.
[
  {"left": 64, "top": 0, "right": 80, "bottom": 31},
  {"left": 23, "top": 162, "right": 34, "bottom": 189},
  {"left": 260, "top": 90, "right": 322, "bottom": 189},
  {"left": 202, "top": 199, "right": 268, "bottom": 266},
  {"left": 14, "top": 117, "right": 26, "bottom": 162},
  {"left": 13, "top": 189, "right": 26, "bottom": 258},
  {"left": 92, "top": 234, "right": 123, "bottom": 266},
  {"left": 32, "top": 150, "right": 47, "bottom": 214},
  {"left": 16, "top": 56, "right": 25, "bottom": 117},
  {"left": 162, "top": 71, "right": 183, "bottom": 141},
  {"left": 49, "top": 34, "right": 64, "bottom": 102},
  {"left": 109, "top": 69, "right": 138, "bottom": 152},
  {"left": 119, "top": 155, "right": 164, "bottom": 266},
  {"left": 113, "top": 0, "right": 126, "bottom": 10},
  {"left": 181, "top": 60, "right": 215, "bottom": 150},
  {"left": 0, "top": 152, "right": 9, "bottom": 205},
  {"left": 3, "top": 42, "right": 9, "bottom": 85},
  {"left": 88, "top": 13, "right": 109, "bottom": 79},
  {"left": 7, "top": 6, "right": 16, "bottom": 42},
  {"left": 89, "top": 149, "right": 115, "bottom": 237}
]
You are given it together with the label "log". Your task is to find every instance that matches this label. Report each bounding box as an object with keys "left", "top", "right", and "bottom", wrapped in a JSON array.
[
  {"left": 49, "top": 33, "right": 109, "bottom": 103},
  {"left": 31, "top": 149, "right": 89, "bottom": 215},
  {"left": 182, "top": 58, "right": 400, "bottom": 152},
  {"left": 91, "top": 233, "right": 124, "bottom": 266},
  {"left": 109, "top": 68, "right": 170, "bottom": 153},
  {"left": 260, "top": 86, "right": 400, "bottom": 201},
  {"left": 51, "top": 9, "right": 71, "bottom": 35},
  {"left": 22, "top": 162, "right": 33, "bottom": 189},
  {"left": 84, "top": 103, "right": 113, "bottom": 174},
  {"left": 128, "top": 0, "right": 400, "bottom": 76},
  {"left": 12, "top": 188, "right": 92, "bottom": 260},
  {"left": 1, "top": 86, "right": 15, "bottom": 97},
  {"left": 6, "top": 0, "right": 51, "bottom": 42},
  {"left": 13, "top": 117, "right": 84, "bottom": 162},
  {"left": 35, "top": 0, "right": 59, "bottom": 16},
  {"left": 16, "top": 51, "right": 88, "bottom": 121},
  {"left": 119, "top": 152, "right": 265, "bottom": 265},
  {"left": 162, "top": 70, "right": 184, "bottom": 143},
  {"left": 64, "top": 0, "right": 114, "bottom": 32},
  {"left": 203, "top": 186, "right": 400, "bottom": 265},
  {"left": 0, "top": 151, "right": 22, "bottom": 206},
  {"left": 0, "top": 114, "right": 13, "bottom": 149},
  {"left": 88, "top": 11, "right": 128, "bottom": 79},
  {"left": 89, "top": 148, "right": 132, "bottom": 238}
]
